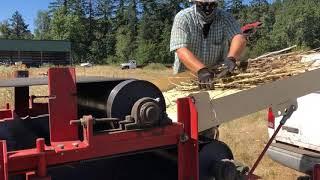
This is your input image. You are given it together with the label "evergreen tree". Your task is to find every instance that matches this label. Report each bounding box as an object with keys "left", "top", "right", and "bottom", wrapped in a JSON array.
[
  {"left": 0, "top": 20, "right": 11, "bottom": 39},
  {"left": 50, "top": 4, "right": 87, "bottom": 63},
  {"left": 113, "top": 0, "right": 141, "bottom": 62},
  {"left": 127, "top": 0, "right": 138, "bottom": 38},
  {"left": 49, "top": 0, "right": 68, "bottom": 14},
  {"left": 115, "top": 0, "right": 127, "bottom": 28},
  {"left": 50, "top": 7, "right": 69, "bottom": 40},
  {"left": 9, "top": 11, "right": 32, "bottom": 39},
  {"left": 226, "top": 0, "right": 245, "bottom": 20},
  {"left": 248, "top": 0, "right": 269, "bottom": 22},
  {"left": 115, "top": 26, "right": 133, "bottom": 62},
  {"left": 271, "top": 0, "right": 320, "bottom": 49},
  {"left": 34, "top": 10, "right": 52, "bottom": 40},
  {"left": 91, "top": 0, "right": 116, "bottom": 63},
  {"left": 85, "top": 0, "right": 95, "bottom": 43},
  {"left": 43, "top": 0, "right": 320, "bottom": 63}
]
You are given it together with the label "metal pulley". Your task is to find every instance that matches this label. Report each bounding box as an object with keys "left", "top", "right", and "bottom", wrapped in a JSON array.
[
  {"left": 106, "top": 79, "right": 170, "bottom": 130},
  {"left": 129, "top": 97, "right": 161, "bottom": 129}
]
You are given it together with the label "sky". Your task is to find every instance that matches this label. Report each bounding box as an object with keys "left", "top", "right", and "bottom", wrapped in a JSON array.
[{"left": 0, "top": 0, "right": 51, "bottom": 33}]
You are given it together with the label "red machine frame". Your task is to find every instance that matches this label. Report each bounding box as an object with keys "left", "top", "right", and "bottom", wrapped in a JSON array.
[
  {"left": 314, "top": 164, "right": 320, "bottom": 180},
  {"left": 0, "top": 68, "right": 199, "bottom": 180}
]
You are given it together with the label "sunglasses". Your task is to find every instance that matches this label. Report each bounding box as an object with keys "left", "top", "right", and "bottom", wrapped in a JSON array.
[
  {"left": 195, "top": 2, "right": 218, "bottom": 15},
  {"left": 195, "top": 2, "right": 218, "bottom": 10}
]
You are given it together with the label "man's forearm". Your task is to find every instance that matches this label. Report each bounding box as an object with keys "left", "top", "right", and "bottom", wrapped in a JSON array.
[
  {"left": 227, "top": 34, "right": 247, "bottom": 60},
  {"left": 176, "top": 47, "right": 205, "bottom": 74}
]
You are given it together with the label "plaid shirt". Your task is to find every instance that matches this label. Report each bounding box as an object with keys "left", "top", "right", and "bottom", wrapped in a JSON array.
[{"left": 170, "top": 5, "right": 241, "bottom": 74}]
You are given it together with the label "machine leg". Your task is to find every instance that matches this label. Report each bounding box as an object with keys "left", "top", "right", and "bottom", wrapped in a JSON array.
[
  {"left": 177, "top": 97, "right": 199, "bottom": 180},
  {"left": 0, "top": 140, "right": 8, "bottom": 180},
  {"left": 14, "top": 70, "right": 30, "bottom": 117},
  {"left": 26, "top": 139, "right": 51, "bottom": 180},
  {"left": 314, "top": 164, "right": 320, "bottom": 180},
  {"left": 48, "top": 68, "right": 78, "bottom": 142}
]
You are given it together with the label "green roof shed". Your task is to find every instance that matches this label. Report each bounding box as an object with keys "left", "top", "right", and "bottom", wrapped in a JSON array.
[{"left": 0, "top": 39, "right": 71, "bottom": 67}]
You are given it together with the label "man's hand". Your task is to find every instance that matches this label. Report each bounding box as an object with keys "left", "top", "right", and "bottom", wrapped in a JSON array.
[
  {"left": 224, "top": 57, "right": 237, "bottom": 72},
  {"left": 239, "top": 61, "right": 248, "bottom": 72},
  {"left": 216, "top": 57, "right": 237, "bottom": 79},
  {"left": 197, "top": 67, "right": 215, "bottom": 90}
]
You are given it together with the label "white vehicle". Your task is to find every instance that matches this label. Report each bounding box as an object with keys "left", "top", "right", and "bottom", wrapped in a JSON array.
[
  {"left": 266, "top": 54, "right": 320, "bottom": 177},
  {"left": 267, "top": 92, "right": 320, "bottom": 176},
  {"left": 80, "top": 62, "right": 93, "bottom": 67},
  {"left": 121, "top": 60, "right": 137, "bottom": 70}
]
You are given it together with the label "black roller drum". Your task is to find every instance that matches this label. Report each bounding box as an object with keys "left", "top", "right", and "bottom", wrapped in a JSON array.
[{"left": 106, "top": 80, "right": 166, "bottom": 122}]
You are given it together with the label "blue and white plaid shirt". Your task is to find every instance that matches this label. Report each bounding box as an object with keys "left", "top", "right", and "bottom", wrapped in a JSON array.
[{"left": 170, "top": 5, "right": 241, "bottom": 74}]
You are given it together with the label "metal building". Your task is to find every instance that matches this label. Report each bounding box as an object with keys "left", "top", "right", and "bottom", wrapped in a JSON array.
[{"left": 0, "top": 39, "right": 71, "bottom": 67}]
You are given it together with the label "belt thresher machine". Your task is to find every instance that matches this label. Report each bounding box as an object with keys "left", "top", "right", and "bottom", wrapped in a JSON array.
[
  {"left": 1, "top": 67, "right": 320, "bottom": 180},
  {"left": 0, "top": 68, "right": 238, "bottom": 180}
]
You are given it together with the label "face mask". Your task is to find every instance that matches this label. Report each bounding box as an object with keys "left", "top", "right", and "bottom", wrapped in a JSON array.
[{"left": 195, "top": 2, "right": 218, "bottom": 23}]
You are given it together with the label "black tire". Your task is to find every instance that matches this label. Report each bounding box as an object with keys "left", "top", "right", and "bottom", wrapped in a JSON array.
[
  {"left": 199, "top": 140, "right": 234, "bottom": 180},
  {"left": 121, "top": 66, "right": 129, "bottom": 70}
]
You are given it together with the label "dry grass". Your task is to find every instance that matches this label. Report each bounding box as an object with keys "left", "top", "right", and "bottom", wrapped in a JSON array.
[
  {"left": 220, "top": 112, "right": 304, "bottom": 179},
  {"left": 0, "top": 65, "right": 173, "bottom": 108},
  {"left": 0, "top": 65, "right": 306, "bottom": 179}
]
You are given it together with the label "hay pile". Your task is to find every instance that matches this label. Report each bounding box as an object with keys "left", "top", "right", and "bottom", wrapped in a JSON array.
[
  {"left": 216, "top": 50, "right": 319, "bottom": 89},
  {"left": 168, "top": 48, "right": 320, "bottom": 92},
  {"left": 164, "top": 48, "right": 320, "bottom": 115}
]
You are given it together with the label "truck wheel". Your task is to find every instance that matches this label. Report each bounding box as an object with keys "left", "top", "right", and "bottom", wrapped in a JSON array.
[
  {"left": 200, "top": 140, "right": 235, "bottom": 180},
  {"left": 121, "top": 66, "right": 129, "bottom": 70}
]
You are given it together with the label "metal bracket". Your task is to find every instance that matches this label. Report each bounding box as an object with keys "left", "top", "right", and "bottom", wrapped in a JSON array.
[
  {"left": 189, "top": 92, "right": 217, "bottom": 132},
  {"left": 179, "top": 133, "right": 189, "bottom": 143},
  {"left": 279, "top": 105, "right": 296, "bottom": 125},
  {"left": 271, "top": 99, "right": 298, "bottom": 118}
]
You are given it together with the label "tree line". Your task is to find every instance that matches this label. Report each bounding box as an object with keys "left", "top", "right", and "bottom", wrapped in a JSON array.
[{"left": 0, "top": 0, "right": 320, "bottom": 65}]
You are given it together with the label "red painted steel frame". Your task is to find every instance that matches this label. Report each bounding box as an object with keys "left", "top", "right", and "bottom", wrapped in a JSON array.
[
  {"left": 48, "top": 68, "right": 78, "bottom": 142},
  {"left": 0, "top": 94, "right": 48, "bottom": 121},
  {"left": 0, "top": 67, "right": 200, "bottom": 180},
  {"left": 0, "top": 103, "right": 48, "bottom": 120},
  {"left": 0, "top": 141, "right": 8, "bottom": 179},
  {"left": 314, "top": 164, "right": 320, "bottom": 180},
  {"left": 178, "top": 98, "right": 199, "bottom": 180},
  {"left": 0, "top": 109, "right": 12, "bottom": 119},
  {"left": 0, "top": 104, "right": 12, "bottom": 119}
]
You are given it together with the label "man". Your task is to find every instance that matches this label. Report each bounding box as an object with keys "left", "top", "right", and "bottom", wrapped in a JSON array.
[{"left": 170, "top": 0, "right": 247, "bottom": 90}]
